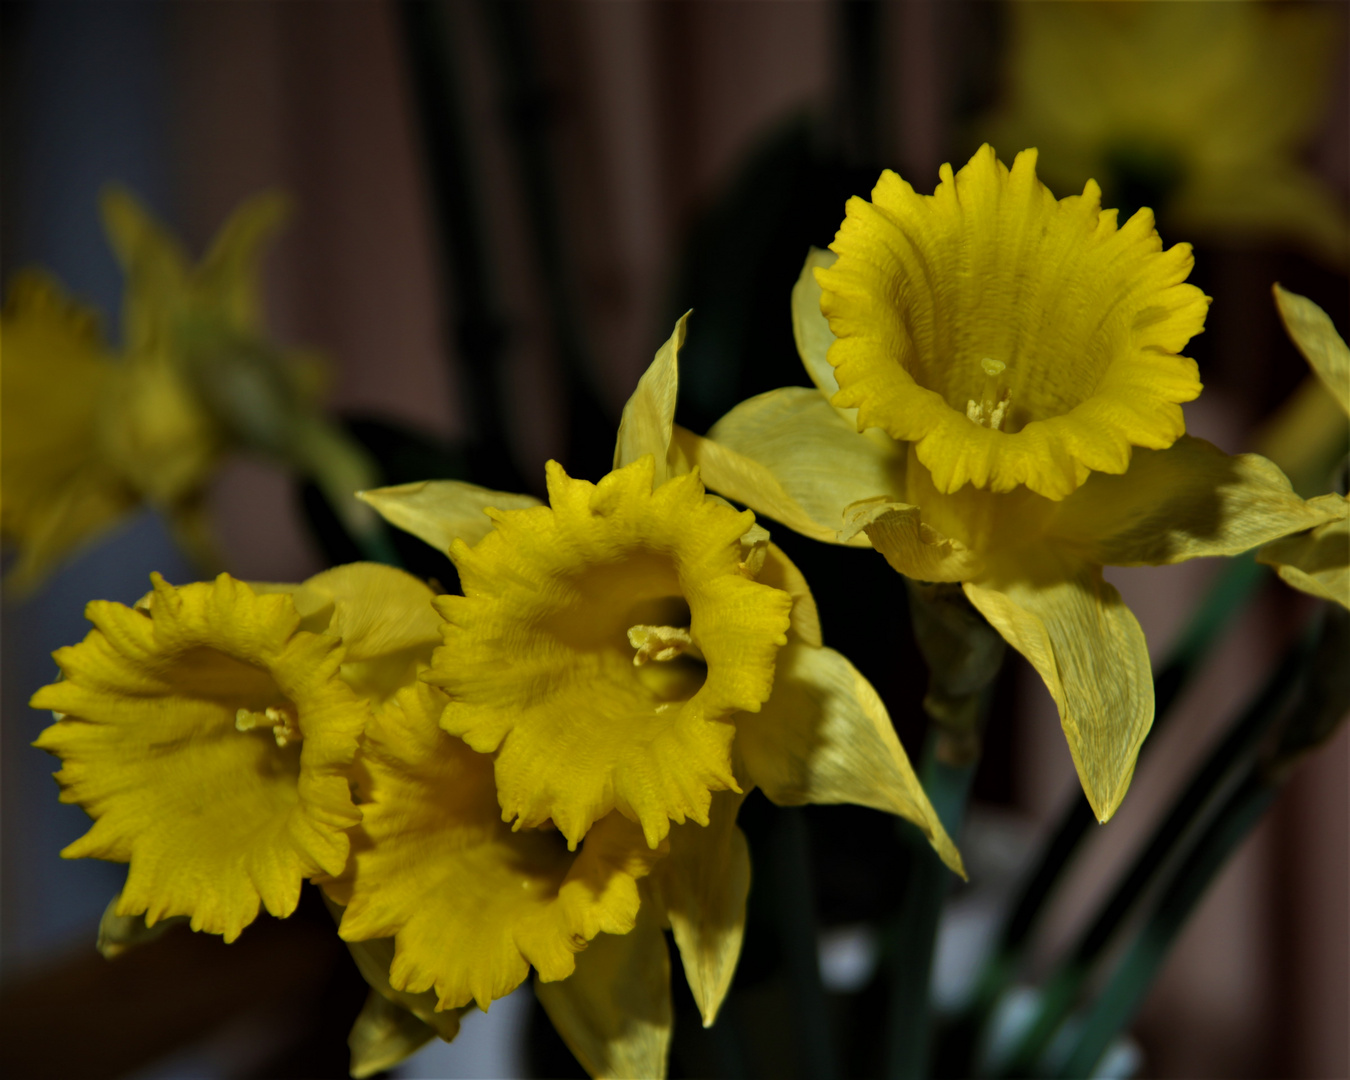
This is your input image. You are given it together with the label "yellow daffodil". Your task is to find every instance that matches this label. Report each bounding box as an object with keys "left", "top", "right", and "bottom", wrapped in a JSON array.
[
  {"left": 1, "top": 190, "right": 377, "bottom": 591},
  {"left": 31, "top": 563, "right": 439, "bottom": 941},
  {"left": 984, "top": 1, "right": 1348, "bottom": 265},
  {"left": 354, "top": 316, "right": 961, "bottom": 1077},
  {"left": 674, "top": 147, "right": 1342, "bottom": 824},
  {"left": 1256, "top": 287, "right": 1350, "bottom": 609}
]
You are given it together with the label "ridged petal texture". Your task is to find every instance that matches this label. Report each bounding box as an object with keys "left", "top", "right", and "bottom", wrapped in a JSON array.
[
  {"left": 428, "top": 456, "right": 792, "bottom": 849},
  {"left": 32, "top": 573, "right": 367, "bottom": 941},
  {"left": 324, "top": 681, "right": 663, "bottom": 1012},
  {"left": 817, "top": 145, "right": 1208, "bottom": 499}
]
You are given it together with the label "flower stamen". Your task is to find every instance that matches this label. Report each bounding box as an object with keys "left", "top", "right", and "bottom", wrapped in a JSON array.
[
  {"left": 235, "top": 703, "right": 302, "bottom": 747},
  {"left": 628, "top": 624, "right": 703, "bottom": 666},
  {"left": 965, "top": 358, "right": 1013, "bottom": 431}
]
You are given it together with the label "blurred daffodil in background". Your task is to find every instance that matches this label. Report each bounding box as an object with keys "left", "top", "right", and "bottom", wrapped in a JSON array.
[
  {"left": 985, "top": 0, "right": 1348, "bottom": 264},
  {"left": 679, "top": 146, "right": 1341, "bottom": 823},
  {"left": 1257, "top": 286, "right": 1350, "bottom": 609},
  {"left": 1, "top": 190, "right": 381, "bottom": 594}
]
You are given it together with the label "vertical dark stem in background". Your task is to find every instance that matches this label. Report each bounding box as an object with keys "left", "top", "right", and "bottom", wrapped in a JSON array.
[
  {"left": 477, "top": 0, "right": 613, "bottom": 481},
  {"left": 887, "top": 583, "right": 1005, "bottom": 1080},
  {"left": 833, "top": 0, "right": 881, "bottom": 167},
  {"left": 397, "top": 0, "right": 524, "bottom": 493},
  {"left": 769, "top": 806, "right": 839, "bottom": 1080}
]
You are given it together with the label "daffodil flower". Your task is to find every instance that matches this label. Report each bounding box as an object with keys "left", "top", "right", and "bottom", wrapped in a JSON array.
[
  {"left": 31, "top": 562, "right": 440, "bottom": 941},
  {"left": 1256, "top": 287, "right": 1350, "bottom": 609},
  {"left": 355, "top": 316, "right": 961, "bottom": 1077},
  {"left": 984, "top": 1, "right": 1349, "bottom": 265},
  {"left": 0, "top": 190, "right": 377, "bottom": 591},
  {"left": 674, "top": 147, "right": 1343, "bottom": 824}
]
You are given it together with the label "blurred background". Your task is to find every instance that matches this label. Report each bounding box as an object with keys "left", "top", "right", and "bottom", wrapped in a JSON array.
[{"left": 1, "top": 2, "right": 1346, "bottom": 1078}]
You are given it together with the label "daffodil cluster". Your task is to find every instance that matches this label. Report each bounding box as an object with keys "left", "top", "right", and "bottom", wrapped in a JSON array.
[
  {"left": 1, "top": 191, "right": 375, "bottom": 593},
  {"left": 678, "top": 146, "right": 1342, "bottom": 822},
  {"left": 34, "top": 327, "right": 960, "bottom": 1079}
]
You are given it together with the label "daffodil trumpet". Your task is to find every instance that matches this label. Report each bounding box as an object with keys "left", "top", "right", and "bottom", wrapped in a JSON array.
[
  {"left": 354, "top": 313, "right": 963, "bottom": 1077},
  {"left": 675, "top": 146, "right": 1342, "bottom": 824}
]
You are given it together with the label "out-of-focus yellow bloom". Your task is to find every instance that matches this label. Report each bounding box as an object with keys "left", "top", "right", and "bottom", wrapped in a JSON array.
[
  {"left": 31, "top": 563, "right": 438, "bottom": 941},
  {"left": 985, "top": 1, "right": 1348, "bottom": 265},
  {"left": 1257, "top": 287, "right": 1350, "bottom": 609},
  {"left": 356, "top": 318, "right": 961, "bottom": 1077},
  {"left": 676, "top": 148, "right": 1342, "bottom": 824},
  {"left": 0, "top": 274, "right": 143, "bottom": 589},
  {"left": 1, "top": 189, "right": 377, "bottom": 592}
]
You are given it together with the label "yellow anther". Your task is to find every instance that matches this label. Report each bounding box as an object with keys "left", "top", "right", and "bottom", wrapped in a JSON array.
[
  {"left": 627, "top": 624, "right": 699, "bottom": 666},
  {"left": 235, "top": 704, "right": 302, "bottom": 747}
]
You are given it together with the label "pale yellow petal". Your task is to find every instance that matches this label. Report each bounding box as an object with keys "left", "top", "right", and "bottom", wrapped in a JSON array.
[
  {"left": 792, "top": 248, "right": 845, "bottom": 404},
  {"left": 680, "top": 386, "right": 906, "bottom": 545},
  {"left": 1049, "top": 436, "right": 1344, "bottom": 566},
  {"left": 840, "top": 498, "right": 985, "bottom": 583},
  {"left": 340, "top": 932, "right": 467, "bottom": 1042},
  {"left": 357, "top": 479, "right": 542, "bottom": 553},
  {"left": 648, "top": 790, "right": 750, "bottom": 1027},
  {"left": 1273, "top": 285, "right": 1350, "bottom": 415},
  {"left": 963, "top": 555, "right": 1152, "bottom": 823},
  {"left": 1258, "top": 500, "right": 1350, "bottom": 610},
  {"left": 614, "top": 313, "right": 690, "bottom": 482},
  {"left": 757, "top": 542, "right": 823, "bottom": 647},
  {"left": 736, "top": 639, "right": 964, "bottom": 876},
  {"left": 348, "top": 990, "right": 438, "bottom": 1080},
  {"left": 535, "top": 899, "right": 673, "bottom": 1080}
]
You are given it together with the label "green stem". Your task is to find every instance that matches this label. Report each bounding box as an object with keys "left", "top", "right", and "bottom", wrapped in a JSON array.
[
  {"left": 397, "top": 0, "right": 524, "bottom": 493},
  {"left": 770, "top": 807, "right": 838, "bottom": 1080},
  {"left": 945, "top": 555, "right": 1264, "bottom": 1069},
  {"left": 886, "top": 738, "right": 980, "bottom": 1080},
  {"left": 1053, "top": 772, "right": 1276, "bottom": 1079},
  {"left": 997, "top": 633, "right": 1309, "bottom": 1076}
]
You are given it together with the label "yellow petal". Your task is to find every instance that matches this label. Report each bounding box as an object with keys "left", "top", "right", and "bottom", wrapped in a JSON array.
[
  {"left": 792, "top": 248, "right": 846, "bottom": 405},
  {"left": 0, "top": 272, "right": 135, "bottom": 591},
  {"left": 648, "top": 790, "right": 750, "bottom": 1027},
  {"left": 259, "top": 563, "right": 442, "bottom": 701},
  {"left": 535, "top": 898, "right": 673, "bottom": 1080},
  {"left": 963, "top": 555, "right": 1152, "bottom": 823},
  {"left": 736, "top": 639, "right": 964, "bottom": 876},
  {"left": 1258, "top": 498, "right": 1350, "bottom": 610},
  {"left": 430, "top": 458, "right": 791, "bottom": 848},
  {"left": 614, "top": 314, "right": 690, "bottom": 481},
  {"left": 682, "top": 386, "right": 906, "bottom": 545},
  {"left": 818, "top": 145, "right": 1207, "bottom": 499},
  {"left": 1273, "top": 285, "right": 1350, "bottom": 415},
  {"left": 348, "top": 990, "right": 438, "bottom": 1080},
  {"left": 340, "top": 931, "right": 467, "bottom": 1042},
  {"left": 757, "top": 542, "right": 823, "bottom": 647},
  {"left": 1048, "top": 436, "right": 1345, "bottom": 566},
  {"left": 327, "top": 682, "right": 664, "bottom": 1012},
  {"left": 96, "top": 890, "right": 184, "bottom": 959},
  {"left": 31, "top": 573, "right": 366, "bottom": 940},
  {"left": 197, "top": 192, "right": 292, "bottom": 334},
  {"left": 841, "top": 498, "right": 985, "bottom": 583},
  {"left": 358, "top": 479, "right": 542, "bottom": 553},
  {"left": 99, "top": 186, "right": 191, "bottom": 355}
]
